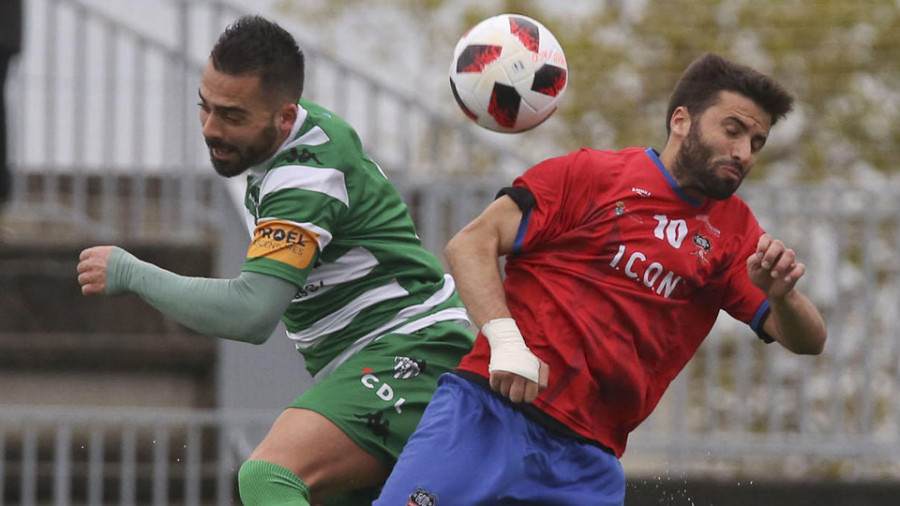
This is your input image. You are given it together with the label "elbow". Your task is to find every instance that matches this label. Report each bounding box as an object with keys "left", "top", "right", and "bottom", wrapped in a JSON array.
[
  {"left": 445, "top": 230, "right": 477, "bottom": 271},
  {"left": 805, "top": 333, "right": 827, "bottom": 356},
  {"left": 445, "top": 226, "right": 497, "bottom": 270},
  {"left": 221, "top": 318, "right": 277, "bottom": 345},
  {"left": 444, "top": 234, "right": 463, "bottom": 266},
  {"left": 789, "top": 331, "right": 827, "bottom": 356}
]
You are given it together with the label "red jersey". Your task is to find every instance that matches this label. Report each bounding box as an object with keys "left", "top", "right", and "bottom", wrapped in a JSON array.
[{"left": 456, "top": 147, "right": 771, "bottom": 457}]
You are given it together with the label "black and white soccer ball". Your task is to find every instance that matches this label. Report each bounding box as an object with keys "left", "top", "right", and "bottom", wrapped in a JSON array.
[{"left": 449, "top": 14, "right": 568, "bottom": 133}]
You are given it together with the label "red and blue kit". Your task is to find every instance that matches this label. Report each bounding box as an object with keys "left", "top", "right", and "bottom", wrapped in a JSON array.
[{"left": 457, "top": 147, "right": 771, "bottom": 457}]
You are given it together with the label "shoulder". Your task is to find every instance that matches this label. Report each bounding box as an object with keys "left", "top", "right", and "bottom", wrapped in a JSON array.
[
  {"left": 522, "top": 147, "right": 645, "bottom": 187},
  {"left": 296, "top": 100, "right": 360, "bottom": 145},
  {"left": 267, "top": 100, "right": 366, "bottom": 172},
  {"left": 718, "top": 193, "right": 755, "bottom": 216},
  {"left": 707, "top": 193, "right": 762, "bottom": 241}
]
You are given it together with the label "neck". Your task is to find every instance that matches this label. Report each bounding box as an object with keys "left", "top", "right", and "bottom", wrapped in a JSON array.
[
  {"left": 656, "top": 138, "right": 705, "bottom": 203},
  {"left": 657, "top": 137, "right": 678, "bottom": 176}
]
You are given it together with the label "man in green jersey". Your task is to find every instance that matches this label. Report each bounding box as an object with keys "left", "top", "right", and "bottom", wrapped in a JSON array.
[{"left": 76, "top": 15, "right": 474, "bottom": 505}]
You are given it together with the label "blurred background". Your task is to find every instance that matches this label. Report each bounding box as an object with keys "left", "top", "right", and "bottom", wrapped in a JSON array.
[{"left": 0, "top": 0, "right": 898, "bottom": 504}]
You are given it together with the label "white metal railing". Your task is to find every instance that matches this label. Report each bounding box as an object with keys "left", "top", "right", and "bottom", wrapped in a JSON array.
[{"left": 0, "top": 406, "right": 275, "bottom": 506}]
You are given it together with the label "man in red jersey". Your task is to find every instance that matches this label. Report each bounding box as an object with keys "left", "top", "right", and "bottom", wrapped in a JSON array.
[{"left": 374, "top": 52, "right": 827, "bottom": 505}]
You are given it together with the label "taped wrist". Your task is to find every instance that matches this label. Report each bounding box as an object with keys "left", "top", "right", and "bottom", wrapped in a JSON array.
[{"left": 482, "top": 318, "right": 540, "bottom": 383}]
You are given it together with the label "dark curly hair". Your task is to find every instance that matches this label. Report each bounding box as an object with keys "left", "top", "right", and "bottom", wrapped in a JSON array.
[
  {"left": 666, "top": 53, "right": 793, "bottom": 135},
  {"left": 210, "top": 15, "right": 305, "bottom": 104}
]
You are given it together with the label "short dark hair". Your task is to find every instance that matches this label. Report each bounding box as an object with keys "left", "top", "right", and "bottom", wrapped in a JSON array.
[
  {"left": 665, "top": 53, "right": 793, "bottom": 135},
  {"left": 210, "top": 15, "right": 305, "bottom": 104}
]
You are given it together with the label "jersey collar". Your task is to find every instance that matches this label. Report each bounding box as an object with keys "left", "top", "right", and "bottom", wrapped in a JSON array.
[
  {"left": 247, "top": 104, "right": 307, "bottom": 183},
  {"left": 644, "top": 147, "right": 704, "bottom": 208}
]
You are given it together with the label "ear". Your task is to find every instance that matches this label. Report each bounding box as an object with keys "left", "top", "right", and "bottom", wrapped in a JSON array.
[
  {"left": 669, "top": 106, "right": 691, "bottom": 139},
  {"left": 278, "top": 102, "right": 298, "bottom": 134}
]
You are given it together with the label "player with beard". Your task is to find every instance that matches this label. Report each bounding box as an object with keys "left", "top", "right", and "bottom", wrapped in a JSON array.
[
  {"left": 76, "top": 15, "right": 475, "bottom": 505},
  {"left": 375, "top": 53, "right": 827, "bottom": 505}
]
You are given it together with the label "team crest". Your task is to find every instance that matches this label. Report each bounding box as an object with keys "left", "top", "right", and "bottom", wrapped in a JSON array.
[
  {"left": 394, "top": 356, "right": 426, "bottom": 380},
  {"left": 691, "top": 233, "right": 711, "bottom": 264},
  {"left": 614, "top": 201, "right": 626, "bottom": 216},
  {"left": 407, "top": 487, "right": 439, "bottom": 506}
]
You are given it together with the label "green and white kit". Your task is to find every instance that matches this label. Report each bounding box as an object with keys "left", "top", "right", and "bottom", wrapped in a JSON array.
[
  {"left": 239, "top": 99, "right": 474, "bottom": 478},
  {"left": 240, "top": 99, "right": 471, "bottom": 376},
  {"left": 106, "top": 99, "right": 474, "bottom": 489}
]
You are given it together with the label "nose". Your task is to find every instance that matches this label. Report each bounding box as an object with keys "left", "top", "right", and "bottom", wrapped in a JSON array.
[
  {"left": 731, "top": 138, "right": 753, "bottom": 168},
  {"left": 201, "top": 110, "right": 222, "bottom": 140}
]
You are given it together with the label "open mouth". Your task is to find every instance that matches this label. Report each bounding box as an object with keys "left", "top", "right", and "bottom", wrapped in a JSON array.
[{"left": 210, "top": 145, "right": 237, "bottom": 160}]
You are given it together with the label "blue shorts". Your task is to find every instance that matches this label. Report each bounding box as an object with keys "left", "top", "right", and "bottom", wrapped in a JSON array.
[{"left": 373, "top": 373, "right": 626, "bottom": 506}]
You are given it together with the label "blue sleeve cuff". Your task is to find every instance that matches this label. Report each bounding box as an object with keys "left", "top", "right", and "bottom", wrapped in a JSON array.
[
  {"left": 512, "top": 209, "right": 531, "bottom": 254},
  {"left": 750, "top": 300, "right": 774, "bottom": 343}
]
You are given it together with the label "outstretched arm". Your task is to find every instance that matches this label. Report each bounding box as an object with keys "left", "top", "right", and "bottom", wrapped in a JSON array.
[
  {"left": 77, "top": 246, "right": 296, "bottom": 344},
  {"left": 445, "top": 196, "right": 549, "bottom": 403},
  {"left": 747, "top": 234, "right": 827, "bottom": 355}
]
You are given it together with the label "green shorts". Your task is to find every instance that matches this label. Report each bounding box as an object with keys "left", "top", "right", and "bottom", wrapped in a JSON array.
[{"left": 290, "top": 319, "right": 473, "bottom": 468}]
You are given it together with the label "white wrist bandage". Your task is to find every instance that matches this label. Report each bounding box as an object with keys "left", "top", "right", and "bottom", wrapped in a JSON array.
[{"left": 482, "top": 318, "right": 541, "bottom": 383}]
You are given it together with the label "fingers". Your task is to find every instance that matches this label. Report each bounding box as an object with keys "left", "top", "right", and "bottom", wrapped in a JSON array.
[
  {"left": 76, "top": 247, "right": 109, "bottom": 295},
  {"left": 522, "top": 360, "right": 551, "bottom": 403},
  {"left": 753, "top": 235, "right": 803, "bottom": 283},
  {"left": 489, "top": 360, "right": 551, "bottom": 404}
]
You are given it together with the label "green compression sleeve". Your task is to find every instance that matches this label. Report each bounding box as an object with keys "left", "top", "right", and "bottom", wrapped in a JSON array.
[{"left": 106, "top": 247, "right": 297, "bottom": 344}]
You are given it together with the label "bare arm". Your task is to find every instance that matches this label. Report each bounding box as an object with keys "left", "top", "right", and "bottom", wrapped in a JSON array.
[
  {"left": 445, "top": 196, "right": 521, "bottom": 328},
  {"left": 747, "top": 234, "right": 827, "bottom": 355},
  {"left": 445, "top": 196, "right": 549, "bottom": 402}
]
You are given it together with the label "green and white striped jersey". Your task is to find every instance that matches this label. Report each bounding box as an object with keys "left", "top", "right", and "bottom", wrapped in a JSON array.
[{"left": 240, "top": 99, "right": 469, "bottom": 377}]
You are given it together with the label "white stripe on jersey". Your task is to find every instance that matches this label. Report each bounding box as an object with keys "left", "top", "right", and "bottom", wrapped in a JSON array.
[
  {"left": 284, "top": 125, "right": 330, "bottom": 149},
  {"left": 290, "top": 247, "right": 379, "bottom": 302},
  {"left": 287, "top": 280, "right": 410, "bottom": 349},
  {"left": 312, "top": 274, "right": 471, "bottom": 381},
  {"left": 260, "top": 165, "right": 349, "bottom": 207}
]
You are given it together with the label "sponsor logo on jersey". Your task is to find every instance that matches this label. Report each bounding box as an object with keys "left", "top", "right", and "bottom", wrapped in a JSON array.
[
  {"left": 393, "top": 356, "right": 426, "bottom": 380},
  {"left": 293, "top": 280, "right": 326, "bottom": 301},
  {"left": 610, "top": 244, "right": 682, "bottom": 298},
  {"left": 407, "top": 487, "right": 439, "bottom": 506},
  {"left": 247, "top": 220, "right": 318, "bottom": 270},
  {"left": 353, "top": 411, "right": 390, "bottom": 444},
  {"left": 631, "top": 187, "right": 652, "bottom": 197},
  {"left": 361, "top": 367, "right": 407, "bottom": 413},
  {"left": 283, "top": 147, "right": 323, "bottom": 166}
]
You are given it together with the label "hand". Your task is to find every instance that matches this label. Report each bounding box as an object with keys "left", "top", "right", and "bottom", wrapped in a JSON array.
[
  {"left": 77, "top": 246, "right": 115, "bottom": 295},
  {"left": 747, "top": 234, "right": 805, "bottom": 299},
  {"left": 489, "top": 359, "right": 550, "bottom": 403}
]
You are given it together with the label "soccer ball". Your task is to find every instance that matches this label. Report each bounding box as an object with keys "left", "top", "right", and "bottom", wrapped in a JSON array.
[{"left": 449, "top": 14, "right": 568, "bottom": 133}]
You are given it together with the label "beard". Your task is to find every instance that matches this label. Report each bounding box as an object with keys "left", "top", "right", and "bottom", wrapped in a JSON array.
[
  {"left": 673, "top": 122, "right": 744, "bottom": 200},
  {"left": 206, "top": 121, "right": 280, "bottom": 178}
]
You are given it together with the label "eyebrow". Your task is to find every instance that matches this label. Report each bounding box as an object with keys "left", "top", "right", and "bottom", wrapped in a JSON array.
[{"left": 197, "top": 90, "right": 249, "bottom": 117}]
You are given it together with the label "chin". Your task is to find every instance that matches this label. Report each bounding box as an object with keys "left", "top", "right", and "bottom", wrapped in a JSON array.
[{"left": 211, "top": 160, "right": 246, "bottom": 178}]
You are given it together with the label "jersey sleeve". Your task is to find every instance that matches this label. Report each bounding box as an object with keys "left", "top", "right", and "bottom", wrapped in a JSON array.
[
  {"left": 511, "top": 149, "right": 609, "bottom": 252},
  {"left": 719, "top": 209, "right": 773, "bottom": 342}
]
